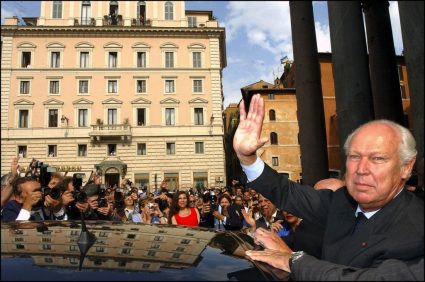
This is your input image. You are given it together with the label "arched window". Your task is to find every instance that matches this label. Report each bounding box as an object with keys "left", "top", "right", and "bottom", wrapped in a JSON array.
[
  {"left": 270, "top": 132, "right": 278, "bottom": 145},
  {"left": 269, "top": 109, "right": 276, "bottom": 121},
  {"left": 165, "top": 2, "right": 173, "bottom": 20},
  {"left": 81, "top": 1, "right": 91, "bottom": 25}
]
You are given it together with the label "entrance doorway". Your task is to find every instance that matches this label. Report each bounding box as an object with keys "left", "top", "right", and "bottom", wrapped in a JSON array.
[{"left": 105, "top": 173, "right": 120, "bottom": 188}]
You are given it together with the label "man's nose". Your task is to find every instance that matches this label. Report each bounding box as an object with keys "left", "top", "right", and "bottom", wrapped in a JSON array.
[{"left": 356, "top": 157, "right": 370, "bottom": 174}]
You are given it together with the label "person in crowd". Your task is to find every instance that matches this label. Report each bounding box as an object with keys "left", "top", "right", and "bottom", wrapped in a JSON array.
[
  {"left": 75, "top": 183, "right": 112, "bottom": 220},
  {"left": 1, "top": 177, "right": 66, "bottom": 221},
  {"left": 234, "top": 94, "right": 423, "bottom": 278},
  {"left": 169, "top": 191, "right": 200, "bottom": 227},
  {"left": 198, "top": 192, "right": 215, "bottom": 228},
  {"left": 242, "top": 193, "right": 289, "bottom": 237},
  {"left": 121, "top": 192, "right": 142, "bottom": 223},
  {"left": 212, "top": 193, "right": 244, "bottom": 231},
  {"left": 188, "top": 194, "right": 197, "bottom": 208},
  {"left": 1, "top": 157, "right": 20, "bottom": 209}
]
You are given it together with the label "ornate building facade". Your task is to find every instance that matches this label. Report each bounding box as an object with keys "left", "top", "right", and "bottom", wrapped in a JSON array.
[{"left": 1, "top": 1, "right": 227, "bottom": 191}]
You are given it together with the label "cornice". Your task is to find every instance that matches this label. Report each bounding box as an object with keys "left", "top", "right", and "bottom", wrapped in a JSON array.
[{"left": 0, "top": 26, "right": 225, "bottom": 39}]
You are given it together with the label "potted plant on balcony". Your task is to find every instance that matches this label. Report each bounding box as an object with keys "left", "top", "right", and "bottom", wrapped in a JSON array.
[
  {"left": 96, "top": 118, "right": 103, "bottom": 129},
  {"left": 117, "top": 14, "right": 123, "bottom": 25},
  {"left": 123, "top": 118, "right": 130, "bottom": 129}
]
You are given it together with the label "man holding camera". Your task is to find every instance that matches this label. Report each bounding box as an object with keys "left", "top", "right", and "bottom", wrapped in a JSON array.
[{"left": 1, "top": 176, "right": 67, "bottom": 221}]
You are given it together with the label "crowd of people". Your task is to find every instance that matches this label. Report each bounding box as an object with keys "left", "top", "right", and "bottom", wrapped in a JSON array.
[{"left": 1, "top": 93, "right": 424, "bottom": 280}]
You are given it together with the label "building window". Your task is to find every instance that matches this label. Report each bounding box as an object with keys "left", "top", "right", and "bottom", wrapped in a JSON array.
[
  {"left": 81, "top": 1, "right": 91, "bottom": 25},
  {"left": 137, "top": 143, "right": 146, "bottom": 155},
  {"left": 42, "top": 244, "right": 51, "bottom": 250},
  {"left": 49, "top": 81, "right": 60, "bottom": 94},
  {"left": 108, "top": 80, "right": 117, "bottom": 93},
  {"left": 165, "top": 108, "right": 175, "bottom": 126},
  {"left": 108, "top": 144, "right": 117, "bottom": 156},
  {"left": 108, "top": 109, "right": 117, "bottom": 125},
  {"left": 80, "top": 52, "right": 89, "bottom": 68},
  {"left": 137, "top": 52, "right": 146, "bottom": 68},
  {"left": 50, "top": 52, "right": 60, "bottom": 68},
  {"left": 18, "top": 110, "right": 29, "bottom": 128},
  {"left": 180, "top": 239, "right": 190, "bottom": 245},
  {"left": 193, "top": 80, "right": 203, "bottom": 93},
  {"left": 135, "top": 173, "right": 149, "bottom": 190},
  {"left": 147, "top": 250, "right": 156, "bottom": 257},
  {"left": 20, "top": 81, "right": 30, "bottom": 94},
  {"left": 193, "top": 52, "right": 201, "bottom": 68},
  {"left": 79, "top": 80, "right": 89, "bottom": 94},
  {"left": 166, "top": 142, "right": 175, "bottom": 155},
  {"left": 52, "top": 1, "right": 62, "bottom": 18},
  {"left": 397, "top": 65, "right": 404, "bottom": 81},
  {"left": 268, "top": 93, "right": 275, "bottom": 100},
  {"left": 195, "top": 142, "right": 204, "bottom": 154},
  {"left": 193, "top": 172, "right": 207, "bottom": 189},
  {"left": 188, "top": 16, "right": 197, "bottom": 27},
  {"left": 164, "top": 1, "right": 173, "bottom": 20},
  {"left": 48, "top": 109, "right": 58, "bottom": 127},
  {"left": 21, "top": 52, "right": 31, "bottom": 68},
  {"left": 194, "top": 108, "right": 204, "bottom": 125},
  {"left": 48, "top": 145, "right": 57, "bottom": 157},
  {"left": 78, "top": 144, "right": 87, "bottom": 157},
  {"left": 400, "top": 84, "right": 407, "bottom": 99},
  {"left": 42, "top": 237, "right": 51, "bottom": 243},
  {"left": 269, "top": 109, "right": 276, "bottom": 121},
  {"left": 137, "top": 80, "right": 146, "bottom": 93},
  {"left": 165, "top": 52, "right": 174, "bottom": 68},
  {"left": 96, "top": 247, "right": 105, "bottom": 253},
  {"left": 272, "top": 157, "right": 279, "bottom": 166},
  {"left": 137, "top": 108, "right": 146, "bottom": 126},
  {"left": 18, "top": 145, "right": 27, "bottom": 158},
  {"left": 165, "top": 80, "right": 175, "bottom": 93},
  {"left": 109, "top": 52, "right": 117, "bottom": 68},
  {"left": 78, "top": 109, "right": 88, "bottom": 127},
  {"left": 270, "top": 132, "right": 278, "bottom": 145},
  {"left": 99, "top": 232, "right": 108, "bottom": 237}
]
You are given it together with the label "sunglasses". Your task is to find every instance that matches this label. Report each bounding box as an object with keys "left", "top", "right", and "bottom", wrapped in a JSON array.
[{"left": 190, "top": 200, "right": 196, "bottom": 203}]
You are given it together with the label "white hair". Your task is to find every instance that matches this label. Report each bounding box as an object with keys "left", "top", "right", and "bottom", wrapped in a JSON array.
[{"left": 343, "top": 119, "right": 417, "bottom": 165}]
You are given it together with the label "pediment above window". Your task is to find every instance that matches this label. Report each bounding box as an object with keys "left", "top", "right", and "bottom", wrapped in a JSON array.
[
  {"left": 160, "top": 97, "right": 180, "bottom": 104},
  {"left": 43, "top": 98, "right": 64, "bottom": 105},
  {"left": 131, "top": 97, "right": 152, "bottom": 105},
  {"left": 102, "top": 98, "right": 123, "bottom": 104},
  {"left": 75, "top": 42, "right": 94, "bottom": 49},
  {"left": 188, "top": 97, "right": 208, "bottom": 104},
  {"left": 73, "top": 98, "right": 94, "bottom": 105},
  {"left": 187, "top": 43, "right": 206, "bottom": 49},
  {"left": 160, "top": 42, "right": 179, "bottom": 49},
  {"left": 132, "top": 42, "right": 151, "bottom": 49},
  {"left": 17, "top": 42, "right": 36, "bottom": 49},
  {"left": 46, "top": 42, "right": 65, "bottom": 49},
  {"left": 14, "top": 99, "right": 35, "bottom": 106},
  {"left": 104, "top": 42, "right": 123, "bottom": 49}
]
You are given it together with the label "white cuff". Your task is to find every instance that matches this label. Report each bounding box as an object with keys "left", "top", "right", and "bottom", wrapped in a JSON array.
[
  {"left": 241, "top": 156, "right": 265, "bottom": 182},
  {"left": 16, "top": 208, "right": 31, "bottom": 221}
]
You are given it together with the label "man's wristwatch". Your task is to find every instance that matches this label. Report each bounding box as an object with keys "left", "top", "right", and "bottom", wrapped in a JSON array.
[{"left": 289, "top": 251, "right": 305, "bottom": 269}]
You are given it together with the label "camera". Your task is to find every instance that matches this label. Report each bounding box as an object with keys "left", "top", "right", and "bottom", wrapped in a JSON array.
[
  {"left": 98, "top": 197, "right": 108, "bottom": 208},
  {"left": 39, "top": 164, "right": 56, "bottom": 188},
  {"left": 72, "top": 173, "right": 83, "bottom": 191},
  {"left": 72, "top": 190, "right": 88, "bottom": 203},
  {"left": 43, "top": 187, "right": 62, "bottom": 200},
  {"left": 209, "top": 190, "right": 218, "bottom": 211},
  {"left": 147, "top": 203, "right": 154, "bottom": 209}
]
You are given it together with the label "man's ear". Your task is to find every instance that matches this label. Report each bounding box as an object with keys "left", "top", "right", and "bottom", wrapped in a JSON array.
[
  {"left": 401, "top": 157, "right": 416, "bottom": 181},
  {"left": 15, "top": 194, "right": 24, "bottom": 204}
]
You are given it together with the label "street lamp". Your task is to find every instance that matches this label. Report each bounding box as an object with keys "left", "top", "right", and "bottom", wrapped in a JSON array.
[{"left": 61, "top": 115, "right": 69, "bottom": 125}]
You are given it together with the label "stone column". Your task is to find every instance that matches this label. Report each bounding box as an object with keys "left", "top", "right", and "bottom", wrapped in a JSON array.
[
  {"left": 363, "top": 0, "right": 404, "bottom": 124},
  {"left": 398, "top": 1, "right": 424, "bottom": 163},
  {"left": 328, "top": 1, "right": 374, "bottom": 172},
  {"left": 289, "top": 1, "right": 329, "bottom": 185}
]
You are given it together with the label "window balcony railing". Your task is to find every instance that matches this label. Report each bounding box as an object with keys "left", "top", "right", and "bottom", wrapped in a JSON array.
[
  {"left": 131, "top": 18, "right": 151, "bottom": 27},
  {"left": 74, "top": 17, "right": 95, "bottom": 26},
  {"left": 103, "top": 15, "right": 124, "bottom": 26},
  {"left": 89, "top": 123, "right": 131, "bottom": 142}
]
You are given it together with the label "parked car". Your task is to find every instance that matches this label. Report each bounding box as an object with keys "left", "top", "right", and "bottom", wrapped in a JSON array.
[{"left": 1, "top": 221, "right": 290, "bottom": 281}]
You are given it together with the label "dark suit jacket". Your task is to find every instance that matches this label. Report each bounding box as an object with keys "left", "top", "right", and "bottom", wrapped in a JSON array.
[
  {"left": 1, "top": 200, "right": 22, "bottom": 221},
  {"left": 249, "top": 164, "right": 424, "bottom": 268},
  {"left": 292, "top": 253, "right": 424, "bottom": 281},
  {"left": 224, "top": 204, "right": 244, "bottom": 231}
]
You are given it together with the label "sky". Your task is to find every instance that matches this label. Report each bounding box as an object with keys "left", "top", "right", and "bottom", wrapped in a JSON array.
[{"left": 1, "top": 1, "right": 404, "bottom": 108}]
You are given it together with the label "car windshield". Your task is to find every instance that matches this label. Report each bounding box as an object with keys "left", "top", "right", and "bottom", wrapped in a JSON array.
[{"left": 1, "top": 221, "right": 289, "bottom": 281}]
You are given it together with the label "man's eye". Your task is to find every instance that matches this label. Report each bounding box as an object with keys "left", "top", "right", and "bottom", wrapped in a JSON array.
[
  {"left": 372, "top": 156, "right": 386, "bottom": 162},
  {"left": 348, "top": 155, "right": 360, "bottom": 160}
]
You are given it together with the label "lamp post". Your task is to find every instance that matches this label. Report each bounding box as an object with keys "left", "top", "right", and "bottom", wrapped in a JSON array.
[{"left": 61, "top": 115, "right": 69, "bottom": 125}]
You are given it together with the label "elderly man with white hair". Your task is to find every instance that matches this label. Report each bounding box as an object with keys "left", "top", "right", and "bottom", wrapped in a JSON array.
[{"left": 234, "top": 94, "right": 423, "bottom": 280}]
